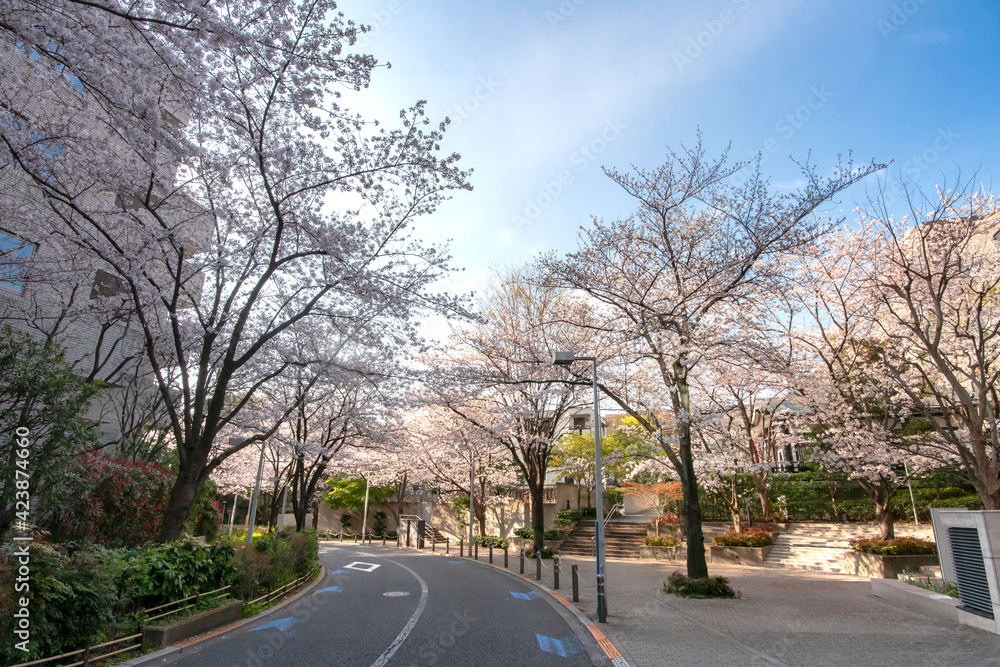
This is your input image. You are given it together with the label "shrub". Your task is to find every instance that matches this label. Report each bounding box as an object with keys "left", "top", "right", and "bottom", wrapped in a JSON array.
[
  {"left": 656, "top": 515, "right": 683, "bottom": 525},
  {"left": 714, "top": 526, "right": 773, "bottom": 547},
  {"left": 123, "top": 540, "right": 236, "bottom": 605},
  {"left": 644, "top": 536, "right": 677, "bottom": 547},
  {"left": 663, "top": 571, "right": 735, "bottom": 599},
  {"left": 513, "top": 527, "right": 534, "bottom": 539},
  {"left": 849, "top": 537, "right": 936, "bottom": 555},
  {"left": 372, "top": 511, "right": 388, "bottom": 536},
  {"left": 543, "top": 528, "right": 564, "bottom": 541},
  {"left": 339, "top": 513, "right": 352, "bottom": 530},
  {"left": 525, "top": 547, "right": 555, "bottom": 559},
  {"left": 555, "top": 508, "right": 583, "bottom": 527},
  {"left": 44, "top": 451, "right": 173, "bottom": 547},
  {"left": 473, "top": 535, "right": 509, "bottom": 549},
  {"left": 0, "top": 543, "right": 127, "bottom": 663}
]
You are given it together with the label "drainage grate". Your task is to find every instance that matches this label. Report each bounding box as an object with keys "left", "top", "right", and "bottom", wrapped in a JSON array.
[{"left": 948, "top": 526, "right": 994, "bottom": 619}]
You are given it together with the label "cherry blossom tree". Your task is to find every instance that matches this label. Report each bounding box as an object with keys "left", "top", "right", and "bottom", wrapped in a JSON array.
[
  {"left": 427, "top": 266, "right": 593, "bottom": 553},
  {"left": 854, "top": 180, "right": 1000, "bottom": 509},
  {"left": 2, "top": 0, "right": 471, "bottom": 540},
  {"left": 406, "top": 406, "right": 517, "bottom": 537},
  {"left": 545, "top": 135, "right": 880, "bottom": 577}
]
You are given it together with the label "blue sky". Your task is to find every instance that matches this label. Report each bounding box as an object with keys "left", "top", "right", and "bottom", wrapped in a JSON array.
[{"left": 337, "top": 0, "right": 1000, "bottom": 298}]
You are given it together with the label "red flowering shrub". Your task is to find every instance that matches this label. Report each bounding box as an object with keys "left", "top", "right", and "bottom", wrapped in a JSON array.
[
  {"left": 850, "top": 537, "right": 936, "bottom": 555},
  {"left": 714, "top": 525, "right": 774, "bottom": 547},
  {"left": 656, "top": 515, "right": 683, "bottom": 525},
  {"left": 46, "top": 451, "right": 173, "bottom": 547}
]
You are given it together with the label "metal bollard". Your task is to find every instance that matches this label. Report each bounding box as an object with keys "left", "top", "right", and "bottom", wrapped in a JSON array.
[
  {"left": 354, "top": 534, "right": 358, "bottom": 543},
  {"left": 489, "top": 543, "right": 493, "bottom": 564},
  {"left": 447, "top": 538, "right": 450, "bottom": 555},
  {"left": 474, "top": 541, "right": 479, "bottom": 560},
  {"left": 432, "top": 538, "right": 436, "bottom": 552},
  {"left": 597, "top": 574, "right": 607, "bottom": 624},
  {"left": 553, "top": 554, "right": 560, "bottom": 590},
  {"left": 535, "top": 551, "right": 542, "bottom": 581},
  {"left": 460, "top": 538, "right": 464, "bottom": 557},
  {"left": 382, "top": 533, "right": 386, "bottom": 547},
  {"left": 572, "top": 564, "right": 579, "bottom": 602},
  {"left": 520, "top": 547, "right": 525, "bottom": 574},
  {"left": 504, "top": 545, "right": 509, "bottom": 569},
  {"left": 340, "top": 532, "right": 344, "bottom": 543}
]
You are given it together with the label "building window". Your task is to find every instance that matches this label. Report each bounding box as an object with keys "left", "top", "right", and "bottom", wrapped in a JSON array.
[
  {"left": 0, "top": 230, "right": 36, "bottom": 292},
  {"left": 90, "top": 269, "right": 128, "bottom": 299},
  {"left": 573, "top": 416, "right": 587, "bottom": 431}
]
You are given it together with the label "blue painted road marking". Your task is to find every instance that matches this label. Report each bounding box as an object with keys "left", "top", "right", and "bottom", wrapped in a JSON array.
[
  {"left": 331, "top": 569, "right": 351, "bottom": 575},
  {"left": 316, "top": 586, "right": 343, "bottom": 594},
  {"left": 448, "top": 560, "right": 464, "bottom": 564},
  {"left": 536, "top": 633, "right": 584, "bottom": 657},
  {"left": 511, "top": 591, "right": 540, "bottom": 600},
  {"left": 250, "top": 617, "right": 299, "bottom": 633}
]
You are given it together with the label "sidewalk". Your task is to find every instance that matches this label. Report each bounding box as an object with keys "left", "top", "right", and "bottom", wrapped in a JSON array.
[{"left": 506, "top": 550, "right": 1000, "bottom": 667}]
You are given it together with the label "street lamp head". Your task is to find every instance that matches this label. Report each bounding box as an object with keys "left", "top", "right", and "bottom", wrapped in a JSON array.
[{"left": 552, "top": 350, "right": 577, "bottom": 366}]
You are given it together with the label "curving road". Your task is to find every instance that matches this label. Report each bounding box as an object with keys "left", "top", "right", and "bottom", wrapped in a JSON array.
[{"left": 160, "top": 543, "right": 596, "bottom": 666}]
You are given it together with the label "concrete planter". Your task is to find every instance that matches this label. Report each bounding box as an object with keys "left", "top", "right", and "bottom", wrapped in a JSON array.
[
  {"left": 646, "top": 524, "right": 685, "bottom": 540},
  {"left": 709, "top": 544, "right": 772, "bottom": 566},
  {"left": 844, "top": 551, "right": 939, "bottom": 579},
  {"left": 639, "top": 545, "right": 681, "bottom": 560},
  {"left": 142, "top": 600, "right": 243, "bottom": 648}
]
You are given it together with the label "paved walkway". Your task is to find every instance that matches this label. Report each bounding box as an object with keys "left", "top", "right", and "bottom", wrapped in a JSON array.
[{"left": 522, "top": 552, "right": 1000, "bottom": 666}]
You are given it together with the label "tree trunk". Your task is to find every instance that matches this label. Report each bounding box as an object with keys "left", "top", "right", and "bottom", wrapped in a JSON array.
[
  {"left": 531, "top": 483, "right": 545, "bottom": 554},
  {"left": 158, "top": 465, "right": 201, "bottom": 541},
  {"left": 730, "top": 510, "right": 742, "bottom": 534},
  {"left": 752, "top": 473, "right": 772, "bottom": 519},
  {"left": 676, "top": 373, "right": 709, "bottom": 579}
]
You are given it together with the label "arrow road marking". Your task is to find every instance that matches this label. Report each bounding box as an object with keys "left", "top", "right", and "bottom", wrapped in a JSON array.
[
  {"left": 536, "top": 634, "right": 584, "bottom": 658},
  {"left": 250, "top": 617, "right": 299, "bottom": 633},
  {"left": 316, "top": 586, "right": 343, "bottom": 594}
]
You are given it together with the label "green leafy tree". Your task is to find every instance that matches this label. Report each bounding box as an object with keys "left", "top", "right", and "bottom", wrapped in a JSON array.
[
  {"left": 549, "top": 428, "right": 637, "bottom": 507},
  {"left": 0, "top": 326, "right": 101, "bottom": 539}
]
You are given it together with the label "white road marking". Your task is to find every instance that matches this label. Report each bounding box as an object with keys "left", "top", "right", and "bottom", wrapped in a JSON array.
[
  {"left": 369, "top": 558, "right": 429, "bottom": 667},
  {"left": 345, "top": 561, "right": 381, "bottom": 572}
]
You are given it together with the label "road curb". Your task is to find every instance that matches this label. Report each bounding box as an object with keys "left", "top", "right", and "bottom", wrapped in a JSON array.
[
  {"left": 411, "top": 547, "right": 629, "bottom": 667},
  {"left": 123, "top": 565, "right": 327, "bottom": 664}
]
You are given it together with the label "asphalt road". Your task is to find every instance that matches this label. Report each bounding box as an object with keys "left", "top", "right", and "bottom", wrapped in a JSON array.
[{"left": 161, "top": 543, "right": 594, "bottom": 666}]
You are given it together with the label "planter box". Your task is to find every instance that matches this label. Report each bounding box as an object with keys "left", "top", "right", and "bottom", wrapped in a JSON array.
[
  {"left": 142, "top": 600, "right": 243, "bottom": 648},
  {"left": 646, "top": 524, "right": 685, "bottom": 540},
  {"left": 844, "top": 551, "right": 939, "bottom": 579},
  {"left": 709, "top": 544, "right": 772, "bottom": 566},
  {"left": 639, "top": 545, "right": 681, "bottom": 560}
]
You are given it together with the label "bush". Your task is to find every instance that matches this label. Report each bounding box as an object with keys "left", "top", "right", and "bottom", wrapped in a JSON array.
[
  {"left": 525, "top": 547, "right": 555, "bottom": 559},
  {"left": 0, "top": 543, "right": 127, "bottom": 663},
  {"left": 850, "top": 537, "right": 936, "bottom": 555},
  {"left": 714, "top": 526, "right": 773, "bottom": 548},
  {"left": 123, "top": 540, "right": 236, "bottom": 605},
  {"left": 231, "top": 530, "right": 318, "bottom": 602},
  {"left": 543, "top": 528, "right": 564, "bottom": 540},
  {"left": 372, "top": 511, "right": 388, "bottom": 536},
  {"left": 555, "top": 508, "right": 583, "bottom": 527},
  {"left": 473, "top": 535, "right": 509, "bottom": 549},
  {"left": 656, "top": 515, "right": 683, "bottom": 525},
  {"left": 644, "top": 536, "right": 677, "bottom": 547},
  {"left": 45, "top": 451, "right": 174, "bottom": 547},
  {"left": 513, "top": 527, "right": 534, "bottom": 539},
  {"left": 663, "top": 571, "right": 735, "bottom": 599}
]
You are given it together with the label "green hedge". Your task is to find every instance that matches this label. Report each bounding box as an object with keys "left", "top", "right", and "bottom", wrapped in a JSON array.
[{"left": 850, "top": 537, "right": 937, "bottom": 555}]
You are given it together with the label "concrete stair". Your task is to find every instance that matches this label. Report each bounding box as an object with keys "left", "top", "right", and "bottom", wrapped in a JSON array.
[
  {"left": 559, "top": 520, "right": 649, "bottom": 559},
  {"left": 762, "top": 523, "right": 935, "bottom": 574}
]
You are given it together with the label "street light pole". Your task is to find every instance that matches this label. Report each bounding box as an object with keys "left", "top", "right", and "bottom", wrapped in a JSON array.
[
  {"left": 553, "top": 351, "right": 607, "bottom": 597},
  {"left": 361, "top": 475, "right": 371, "bottom": 542},
  {"left": 590, "top": 358, "right": 605, "bottom": 581},
  {"left": 242, "top": 437, "right": 267, "bottom": 548}
]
